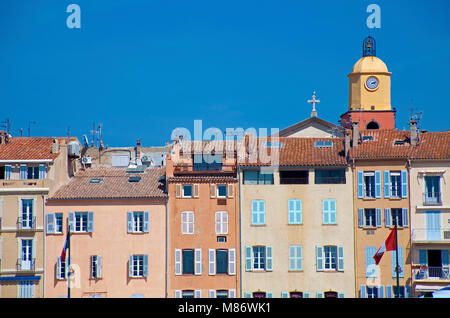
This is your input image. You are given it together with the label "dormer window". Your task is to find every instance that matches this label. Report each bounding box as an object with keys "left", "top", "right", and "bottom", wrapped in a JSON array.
[{"left": 89, "top": 178, "right": 103, "bottom": 184}]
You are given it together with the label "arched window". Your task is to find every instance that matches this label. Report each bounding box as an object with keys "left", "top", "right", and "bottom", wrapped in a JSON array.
[{"left": 366, "top": 121, "right": 380, "bottom": 130}]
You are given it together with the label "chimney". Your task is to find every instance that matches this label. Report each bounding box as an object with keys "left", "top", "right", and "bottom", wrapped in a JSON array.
[
  {"left": 352, "top": 121, "right": 360, "bottom": 148},
  {"left": 410, "top": 120, "right": 419, "bottom": 146},
  {"left": 136, "top": 139, "right": 141, "bottom": 164},
  {"left": 344, "top": 129, "right": 351, "bottom": 157},
  {"left": 51, "top": 139, "right": 60, "bottom": 153}
]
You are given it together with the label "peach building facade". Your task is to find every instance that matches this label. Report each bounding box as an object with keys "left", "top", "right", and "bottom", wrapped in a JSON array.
[
  {"left": 166, "top": 140, "right": 240, "bottom": 298},
  {"left": 45, "top": 167, "right": 167, "bottom": 298}
]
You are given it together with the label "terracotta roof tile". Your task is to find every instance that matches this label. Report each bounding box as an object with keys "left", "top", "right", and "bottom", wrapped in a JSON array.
[
  {"left": 49, "top": 167, "right": 167, "bottom": 200},
  {"left": 0, "top": 137, "right": 75, "bottom": 161}
]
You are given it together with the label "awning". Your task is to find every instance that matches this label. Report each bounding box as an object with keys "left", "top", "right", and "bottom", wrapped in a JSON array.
[{"left": 0, "top": 275, "right": 41, "bottom": 282}]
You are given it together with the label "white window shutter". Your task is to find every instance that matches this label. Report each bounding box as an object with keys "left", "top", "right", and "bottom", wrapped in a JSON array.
[
  {"left": 229, "top": 289, "right": 236, "bottom": 298},
  {"left": 175, "top": 249, "right": 182, "bottom": 275},
  {"left": 228, "top": 249, "right": 236, "bottom": 275},
  {"left": 87, "top": 211, "right": 94, "bottom": 232},
  {"left": 175, "top": 290, "right": 182, "bottom": 298},
  {"left": 215, "top": 212, "right": 221, "bottom": 234},
  {"left": 208, "top": 249, "right": 216, "bottom": 275},
  {"left": 337, "top": 246, "right": 344, "bottom": 271},
  {"left": 265, "top": 246, "right": 273, "bottom": 271},
  {"left": 143, "top": 254, "right": 149, "bottom": 277},
  {"left": 193, "top": 184, "right": 199, "bottom": 198},
  {"left": 181, "top": 212, "right": 187, "bottom": 234},
  {"left": 210, "top": 184, "right": 216, "bottom": 198},
  {"left": 176, "top": 184, "right": 181, "bottom": 198},
  {"left": 68, "top": 212, "right": 75, "bottom": 232},
  {"left": 195, "top": 248, "right": 202, "bottom": 275},
  {"left": 129, "top": 255, "right": 133, "bottom": 277},
  {"left": 143, "top": 211, "right": 150, "bottom": 233},
  {"left": 209, "top": 290, "right": 216, "bottom": 298},
  {"left": 46, "top": 213, "right": 55, "bottom": 234},
  {"left": 56, "top": 256, "right": 62, "bottom": 279},
  {"left": 227, "top": 184, "right": 234, "bottom": 198},
  {"left": 195, "top": 290, "right": 201, "bottom": 298},
  {"left": 222, "top": 212, "right": 228, "bottom": 234},
  {"left": 189, "top": 212, "right": 194, "bottom": 234},
  {"left": 127, "top": 212, "right": 133, "bottom": 233},
  {"left": 245, "top": 246, "right": 252, "bottom": 271},
  {"left": 316, "top": 246, "right": 324, "bottom": 271},
  {"left": 97, "top": 255, "right": 102, "bottom": 278}
]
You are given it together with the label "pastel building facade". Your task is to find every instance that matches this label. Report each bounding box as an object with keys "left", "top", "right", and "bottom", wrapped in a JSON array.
[
  {"left": 0, "top": 135, "right": 79, "bottom": 298},
  {"left": 238, "top": 136, "right": 355, "bottom": 298},
  {"left": 166, "top": 140, "right": 240, "bottom": 298},
  {"left": 45, "top": 167, "right": 167, "bottom": 298}
]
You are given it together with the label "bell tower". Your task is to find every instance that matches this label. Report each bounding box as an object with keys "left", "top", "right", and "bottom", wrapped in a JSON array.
[{"left": 340, "top": 36, "right": 396, "bottom": 130}]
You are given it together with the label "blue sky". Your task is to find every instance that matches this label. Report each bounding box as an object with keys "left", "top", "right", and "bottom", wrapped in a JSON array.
[{"left": 0, "top": 0, "right": 449, "bottom": 147}]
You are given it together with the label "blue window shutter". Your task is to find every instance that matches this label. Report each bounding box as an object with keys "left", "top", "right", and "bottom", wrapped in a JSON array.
[
  {"left": 392, "top": 247, "right": 404, "bottom": 278},
  {"left": 251, "top": 201, "right": 258, "bottom": 225},
  {"left": 299, "top": 245, "right": 303, "bottom": 271},
  {"left": 338, "top": 292, "right": 345, "bottom": 298},
  {"left": 316, "top": 292, "right": 324, "bottom": 298},
  {"left": 385, "top": 286, "right": 393, "bottom": 298},
  {"left": 442, "top": 250, "right": 449, "bottom": 266},
  {"left": 401, "top": 170, "right": 408, "bottom": 198},
  {"left": 266, "top": 246, "right": 273, "bottom": 271},
  {"left": 129, "top": 255, "right": 133, "bottom": 277},
  {"left": 303, "top": 292, "right": 310, "bottom": 298},
  {"left": 419, "top": 249, "right": 427, "bottom": 266},
  {"left": 46, "top": 213, "right": 55, "bottom": 234},
  {"left": 384, "top": 171, "right": 390, "bottom": 198},
  {"left": 385, "top": 208, "right": 391, "bottom": 227},
  {"left": 357, "top": 171, "right": 364, "bottom": 198},
  {"left": 378, "top": 286, "right": 384, "bottom": 298},
  {"left": 375, "top": 208, "right": 382, "bottom": 227},
  {"left": 358, "top": 209, "right": 364, "bottom": 227},
  {"left": 322, "top": 200, "right": 329, "bottom": 224},
  {"left": 406, "top": 286, "right": 411, "bottom": 298},
  {"left": 20, "top": 164, "right": 27, "bottom": 179},
  {"left": 143, "top": 211, "right": 150, "bottom": 233},
  {"left": 245, "top": 246, "right": 252, "bottom": 271},
  {"left": 375, "top": 171, "right": 381, "bottom": 198},
  {"left": 5, "top": 165, "right": 11, "bottom": 179},
  {"left": 330, "top": 199, "right": 336, "bottom": 224},
  {"left": 296, "top": 200, "right": 302, "bottom": 224},
  {"left": 288, "top": 200, "right": 294, "bottom": 224},
  {"left": 337, "top": 246, "right": 344, "bottom": 271},
  {"left": 68, "top": 212, "right": 75, "bottom": 232},
  {"left": 127, "top": 212, "right": 133, "bottom": 233},
  {"left": 143, "top": 254, "right": 149, "bottom": 277},
  {"left": 316, "top": 246, "right": 324, "bottom": 271},
  {"left": 39, "top": 164, "right": 46, "bottom": 179},
  {"left": 87, "top": 211, "right": 94, "bottom": 232},
  {"left": 266, "top": 292, "right": 273, "bottom": 298},
  {"left": 260, "top": 201, "right": 266, "bottom": 225},
  {"left": 366, "top": 247, "right": 376, "bottom": 277},
  {"left": 360, "top": 285, "right": 366, "bottom": 298},
  {"left": 281, "top": 292, "right": 288, "bottom": 298},
  {"left": 402, "top": 208, "right": 409, "bottom": 227}
]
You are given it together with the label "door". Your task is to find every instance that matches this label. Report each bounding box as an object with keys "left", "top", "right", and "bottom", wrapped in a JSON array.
[
  {"left": 21, "top": 239, "right": 32, "bottom": 270},
  {"left": 425, "top": 176, "right": 440, "bottom": 203},
  {"left": 427, "top": 250, "right": 442, "bottom": 278},
  {"left": 426, "top": 211, "right": 441, "bottom": 241}
]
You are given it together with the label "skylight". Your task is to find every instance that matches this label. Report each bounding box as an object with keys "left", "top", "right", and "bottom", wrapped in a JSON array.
[
  {"left": 314, "top": 141, "right": 333, "bottom": 148},
  {"left": 89, "top": 178, "right": 103, "bottom": 184}
]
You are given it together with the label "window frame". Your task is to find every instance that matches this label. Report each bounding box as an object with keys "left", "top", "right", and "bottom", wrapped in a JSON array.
[
  {"left": 182, "top": 249, "right": 195, "bottom": 275},
  {"left": 74, "top": 212, "right": 88, "bottom": 233},
  {"left": 323, "top": 246, "right": 337, "bottom": 271},
  {"left": 364, "top": 172, "right": 376, "bottom": 198},
  {"left": 364, "top": 209, "right": 376, "bottom": 227},
  {"left": 217, "top": 185, "right": 227, "bottom": 198},
  {"left": 182, "top": 184, "right": 193, "bottom": 198},
  {"left": 252, "top": 246, "right": 266, "bottom": 270}
]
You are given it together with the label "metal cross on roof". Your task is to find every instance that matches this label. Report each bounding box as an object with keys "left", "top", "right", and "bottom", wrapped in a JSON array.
[{"left": 308, "top": 91, "right": 320, "bottom": 117}]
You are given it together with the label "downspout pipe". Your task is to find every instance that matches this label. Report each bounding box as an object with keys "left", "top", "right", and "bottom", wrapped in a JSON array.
[{"left": 238, "top": 166, "right": 242, "bottom": 298}]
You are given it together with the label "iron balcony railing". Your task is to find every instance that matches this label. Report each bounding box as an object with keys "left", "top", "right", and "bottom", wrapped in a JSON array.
[
  {"left": 280, "top": 177, "right": 309, "bottom": 185},
  {"left": 16, "top": 217, "right": 37, "bottom": 230},
  {"left": 423, "top": 192, "right": 442, "bottom": 205},
  {"left": 16, "top": 258, "right": 36, "bottom": 272},
  {"left": 413, "top": 266, "right": 450, "bottom": 280}
]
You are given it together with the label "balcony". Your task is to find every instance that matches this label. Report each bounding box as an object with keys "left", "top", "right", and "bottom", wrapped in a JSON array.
[
  {"left": 17, "top": 217, "right": 37, "bottom": 231},
  {"left": 16, "top": 258, "right": 36, "bottom": 272},
  {"left": 413, "top": 266, "right": 450, "bottom": 281},
  {"left": 411, "top": 228, "right": 450, "bottom": 243},
  {"left": 0, "top": 179, "right": 50, "bottom": 192},
  {"left": 174, "top": 164, "right": 236, "bottom": 175},
  {"left": 423, "top": 192, "right": 442, "bottom": 205}
]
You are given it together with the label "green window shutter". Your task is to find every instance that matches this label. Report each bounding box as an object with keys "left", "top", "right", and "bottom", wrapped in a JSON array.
[
  {"left": 245, "top": 246, "right": 252, "bottom": 271},
  {"left": 143, "top": 211, "right": 150, "bottom": 233},
  {"left": 316, "top": 246, "right": 324, "bottom": 271},
  {"left": 87, "top": 211, "right": 94, "bottom": 232},
  {"left": 266, "top": 246, "right": 273, "bottom": 271},
  {"left": 143, "top": 254, "right": 149, "bottom": 277},
  {"left": 337, "top": 246, "right": 344, "bottom": 271}
]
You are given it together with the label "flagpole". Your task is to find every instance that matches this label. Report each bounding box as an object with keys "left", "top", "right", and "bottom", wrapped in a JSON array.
[
  {"left": 394, "top": 224, "right": 400, "bottom": 298},
  {"left": 68, "top": 220, "right": 71, "bottom": 299}
]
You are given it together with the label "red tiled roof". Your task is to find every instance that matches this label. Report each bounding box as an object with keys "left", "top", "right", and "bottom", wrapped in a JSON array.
[
  {"left": 410, "top": 131, "right": 450, "bottom": 160},
  {"left": 0, "top": 137, "right": 76, "bottom": 161},
  {"left": 238, "top": 137, "right": 347, "bottom": 167},
  {"left": 49, "top": 167, "right": 167, "bottom": 200}
]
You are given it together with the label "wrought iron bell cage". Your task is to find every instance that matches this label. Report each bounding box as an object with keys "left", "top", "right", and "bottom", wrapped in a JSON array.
[{"left": 362, "top": 36, "right": 376, "bottom": 57}]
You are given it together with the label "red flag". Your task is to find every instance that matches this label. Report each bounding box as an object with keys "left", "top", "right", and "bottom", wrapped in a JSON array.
[
  {"left": 60, "top": 232, "right": 69, "bottom": 262},
  {"left": 373, "top": 226, "right": 397, "bottom": 265}
]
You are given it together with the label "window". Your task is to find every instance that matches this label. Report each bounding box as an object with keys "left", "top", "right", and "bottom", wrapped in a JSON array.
[
  {"left": 193, "top": 154, "right": 222, "bottom": 171},
  {"left": 0, "top": 165, "right": 11, "bottom": 180},
  {"left": 0, "top": 166, "right": 4, "bottom": 179},
  {"left": 216, "top": 250, "right": 228, "bottom": 274},
  {"left": 20, "top": 199, "right": 34, "bottom": 229},
  {"left": 324, "top": 291, "right": 338, "bottom": 298},
  {"left": 27, "top": 166, "right": 39, "bottom": 180},
  {"left": 182, "top": 185, "right": 193, "bottom": 198},
  {"left": 364, "top": 172, "right": 376, "bottom": 198},
  {"left": 90, "top": 255, "right": 102, "bottom": 279},
  {"left": 290, "top": 292, "right": 303, "bottom": 298},
  {"left": 251, "top": 200, "right": 265, "bottom": 225},
  {"left": 288, "top": 199, "right": 302, "bottom": 224},
  {"left": 127, "top": 211, "right": 149, "bottom": 233},
  {"left": 133, "top": 212, "right": 144, "bottom": 232},
  {"left": 393, "top": 286, "right": 406, "bottom": 298},
  {"left": 129, "top": 255, "right": 148, "bottom": 277},
  {"left": 253, "top": 246, "right": 266, "bottom": 270},
  {"left": 366, "top": 287, "right": 378, "bottom": 298},
  {"left": 289, "top": 245, "right": 303, "bottom": 271},
  {"left": 243, "top": 170, "right": 274, "bottom": 185},
  {"left": 253, "top": 292, "right": 267, "bottom": 298},
  {"left": 20, "top": 239, "right": 33, "bottom": 271},
  {"left": 314, "top": 141, "right": 333, "bottom": 147},
  {"left": 324, "top": 246, "right": 337, "bottom": 270},
  {"left": 391, "top": 208, "right": 403, "bottom": 227},
  {"left": 217, "top": 185, "right": 227, "bottom": 198},
  {"left": 424, "top": 176, "right": 441, "bottom": 204},
  {"left": 315, "top": 169, "right": 346, "bottom": 184},
  {"left": 181, "top": 211, "right": 194, "bottom": 234},
  {"left": 390, "top": 172, "right": 402, "bottom": 198},
  {"left": 322, "top": 199, "right": 337, "bottom": 224},
  {"left": 215, "top": 211, "right": 228, "bottom": 234},
  {"left": 55, "top": 213, "right": 63, "bottom": 233},
  {"left": 182, "top": 290, "right": 195, "bottom": 298},
  {"left": 365, "top": 209, "right": 376, "bottom": 227},
  {"left": 57, "top": 256, "right": 67, "bottom": 279},
  {"left": 280, "top": 170, "right": 308, "bottom": 184},
  {"left": 182, "top": 249, "right": 194, "bottom": 274},
  {"left": 216, "top": 290, "right": 229, "bottom": 298},
  {"left": 75, "top": 212, "right": 88, "bottom": 232},
  {"left": 18, "top": 281, "right": 34, "bottom": 298}
]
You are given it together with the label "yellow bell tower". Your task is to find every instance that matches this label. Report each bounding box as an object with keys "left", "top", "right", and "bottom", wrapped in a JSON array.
[{"left": 340, "top": 37, "right": 396, "bottom": 130}]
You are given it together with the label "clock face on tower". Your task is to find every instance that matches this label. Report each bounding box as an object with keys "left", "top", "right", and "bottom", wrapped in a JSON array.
[{"left": 365, "top": 76, "right": 379, "bottom": 90}]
